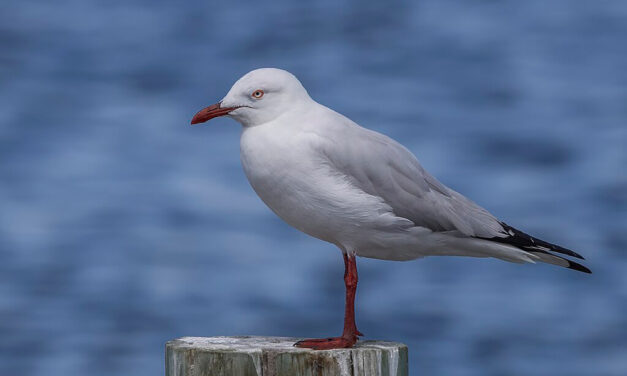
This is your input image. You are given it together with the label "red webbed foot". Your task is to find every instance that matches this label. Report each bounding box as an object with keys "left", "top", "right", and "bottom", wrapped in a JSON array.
[{"left": 294, "top": 335, "right": 358, "bottom": 350}]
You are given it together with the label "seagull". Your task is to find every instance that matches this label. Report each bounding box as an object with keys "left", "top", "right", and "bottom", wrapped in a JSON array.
[{"left": 191, "top": 68, "right": 590, "bottom": 350}]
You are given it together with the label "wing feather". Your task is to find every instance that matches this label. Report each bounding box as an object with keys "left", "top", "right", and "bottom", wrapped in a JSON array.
[
  {"left": 315, "top": 118, "right": 507, "bottom": 238},
  {"left": 308, "top": 107, "right": 588, "bottom": 272}
]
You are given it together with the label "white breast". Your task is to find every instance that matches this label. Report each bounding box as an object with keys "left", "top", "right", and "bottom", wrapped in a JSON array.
[{"left": 239, "top": 122, "right": 406, "bottom": 250}]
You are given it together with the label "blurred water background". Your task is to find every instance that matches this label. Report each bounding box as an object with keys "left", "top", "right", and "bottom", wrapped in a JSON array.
[{"left": 1, "top": 1, "right": 626, "bottom": 375}]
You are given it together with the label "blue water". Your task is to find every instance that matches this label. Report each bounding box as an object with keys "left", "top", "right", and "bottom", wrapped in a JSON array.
[{"left": 1, "top": 1, "right": 626, "bottom": 375}]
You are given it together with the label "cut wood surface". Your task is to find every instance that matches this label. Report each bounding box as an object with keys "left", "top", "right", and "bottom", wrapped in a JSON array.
[{"left": 166, "top": 336, "right": 408, "bottom": 376}]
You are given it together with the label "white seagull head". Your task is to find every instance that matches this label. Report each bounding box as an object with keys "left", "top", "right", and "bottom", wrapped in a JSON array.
[{"left": 191, "top": 68, "right": 311, "bottom": 127}]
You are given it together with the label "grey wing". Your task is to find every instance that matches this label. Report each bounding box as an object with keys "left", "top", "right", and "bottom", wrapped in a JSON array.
[
  {"left": 315, "top": 118, "right": 589, "bottom": 272},
  {"left": 321, "top": 125, "right": 507, "bottom": 238}
]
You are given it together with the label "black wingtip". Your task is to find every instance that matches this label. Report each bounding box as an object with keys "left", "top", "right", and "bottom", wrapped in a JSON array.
[
  {"left": 476, "top": 222, "right": 590, "bottom": 273},
  {"left": 567, "top": 260, "right": 592, "bottom": 274},
  {"left": 528, "top": 249, "right": 592, "bottom": 274},
  {"left": 497, "top": 222, "right": 586, "bottom": 260},
  {"left": 561, "top": 248, "right": 585, "bottom": 260}
]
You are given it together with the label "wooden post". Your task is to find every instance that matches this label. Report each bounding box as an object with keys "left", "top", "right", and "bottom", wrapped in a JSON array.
[{"left": 166, "top": 336, "right": 408, "bottom": 376}]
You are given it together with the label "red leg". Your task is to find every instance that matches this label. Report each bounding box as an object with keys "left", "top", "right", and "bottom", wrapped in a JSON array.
[{"left": 294, "top": 252, "right": 363, "bottom": 350}]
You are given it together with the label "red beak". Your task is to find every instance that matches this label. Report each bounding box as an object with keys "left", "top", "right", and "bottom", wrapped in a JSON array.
[{"left": 190, "top": 102, "right": 237, "bottom": 125}]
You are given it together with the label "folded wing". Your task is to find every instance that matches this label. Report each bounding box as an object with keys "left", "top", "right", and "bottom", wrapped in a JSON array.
[
  {"left": 313, "top": 113, "right": 589, "bottom": 272},
  {"left": 318, "top": 122, "right": 506, "bottom": 238}
]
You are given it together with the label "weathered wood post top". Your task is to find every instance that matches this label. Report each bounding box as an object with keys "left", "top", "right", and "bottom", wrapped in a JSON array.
[{"left": 166, "top": 336, "right": 408, "bottom": 376}]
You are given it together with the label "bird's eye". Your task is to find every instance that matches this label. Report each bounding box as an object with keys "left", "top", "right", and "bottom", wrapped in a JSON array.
[{"left": 252, "top": 90, "right": 264, "bottom": 99}]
